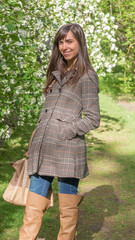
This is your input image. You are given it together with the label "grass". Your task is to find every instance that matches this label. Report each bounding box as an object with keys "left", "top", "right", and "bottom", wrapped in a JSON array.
[{"left": 0, "top": 93, "right": 135, "bottom": 240}]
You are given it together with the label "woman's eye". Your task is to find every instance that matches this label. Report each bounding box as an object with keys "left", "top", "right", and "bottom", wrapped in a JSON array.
[{"left": 59, "top": 41, "right": 63, "bottom": 45}]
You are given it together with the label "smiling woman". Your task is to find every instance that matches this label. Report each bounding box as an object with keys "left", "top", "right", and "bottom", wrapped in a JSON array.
[
  {"left": 19, "top": 23, "right": 100, "bottom": 240},
  {"left": 58, "top": 31, "right": 79, "bottom": 69},
  {"left": 45, "top": 23, "right": 95, "bottom": 90}
]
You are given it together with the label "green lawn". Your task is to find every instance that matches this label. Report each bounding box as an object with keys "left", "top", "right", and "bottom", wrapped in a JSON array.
[{"left": 0, "top": 93, "right": 135, "bottom": 240}]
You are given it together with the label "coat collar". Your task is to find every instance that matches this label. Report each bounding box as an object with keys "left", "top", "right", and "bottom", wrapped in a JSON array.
[
  {"left": 52, "top": 70, "right": 75, "bottom": 87},
  {"left": 52, "top": 70, "right": 67, "bottom": 86},
  {"left": 52, "top": 71, "right": 61, "bottom": 85}
]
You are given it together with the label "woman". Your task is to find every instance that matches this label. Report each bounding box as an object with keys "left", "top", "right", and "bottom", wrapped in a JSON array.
[{"left": 19, "top": 23, "right": 100, "bottom": 240}]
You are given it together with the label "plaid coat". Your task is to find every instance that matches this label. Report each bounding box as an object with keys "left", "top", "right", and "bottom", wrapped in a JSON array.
[{"left": 28, "top": 70, "right": 100, "bottom": 179}]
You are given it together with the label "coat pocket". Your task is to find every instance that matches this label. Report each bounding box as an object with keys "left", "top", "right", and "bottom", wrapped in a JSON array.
[
  {"left": 57, "top": 114, "right": 78, "bottom": 141},
  {"left": 57, "top": 114, "right": 76, "bottom": 123}
]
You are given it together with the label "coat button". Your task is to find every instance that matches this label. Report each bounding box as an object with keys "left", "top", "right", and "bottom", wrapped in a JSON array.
[
  {"left": 45, "top": 109, "right": 47, "bottom": 112},
  {"left": 59, "top": 88, "right": 61, "bottom": 92},
  {"left": 50, "top": 89, "right": 52, "bottom": 93}
]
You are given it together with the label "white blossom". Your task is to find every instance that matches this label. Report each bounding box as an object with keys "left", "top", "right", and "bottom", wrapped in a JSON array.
[
  {"left": 111, "top": 44, "right": 116, "bottom": 51},
  {"left": 2, "top": 64, "right": 7, "bottom": 70},
  {"left": 113, "top": 25, "right": 118, "bottom": 29},
  {"left": 106, "top": 13, "right": 110, "bottom": 18},
  {"left": 89, "top": 25, "right": 94, "bottom": 33},
  {"left": 107, "top": 34, "right": 112, "bottom": 40},
  {"left": 84, "top": 9, "right": 89, "bottom": 14},
  {"left": 102, "top": 17, "right": 108, "bottom": 24},
  {"left": 18, "top": 1, "right": 23, "bottom": 8},
  {"left": 6, "top": 87, "right": 11, "bottom": 92},
  {"left": 106, "top": 68, "right": 112, "bottom": 73},
  {"left": 89, "top": 6, "right": 94, "bottom": 11}
]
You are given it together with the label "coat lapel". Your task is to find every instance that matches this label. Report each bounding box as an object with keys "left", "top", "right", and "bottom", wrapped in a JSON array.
[
  {"left": 52, "top": 71, "right": 61, "bottom": 86},
  {"left": 52, "top": 70, "right": 74, "bottom": 87}
]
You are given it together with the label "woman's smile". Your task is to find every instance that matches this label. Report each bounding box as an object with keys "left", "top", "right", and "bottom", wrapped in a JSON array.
[{"left": 63, "top": 51, "right": 72, "bottom": 57}]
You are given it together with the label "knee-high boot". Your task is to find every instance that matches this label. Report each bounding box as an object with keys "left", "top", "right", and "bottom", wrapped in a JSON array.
[
  {"left": 57, "top": 193, "right": 82, "bottom": 240},
  {"left": 19, "top": 191, "right": 50, "bottom": 240}
]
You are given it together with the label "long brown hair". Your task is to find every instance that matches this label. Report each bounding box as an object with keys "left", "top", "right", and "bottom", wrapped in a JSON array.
[{"left": 44, "top": 23, "right": 94, "bottom": 94}]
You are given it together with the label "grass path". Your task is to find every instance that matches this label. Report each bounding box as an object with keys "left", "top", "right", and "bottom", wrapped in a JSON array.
[
  {"left": 0, "top": 93, "right": 135, "bottom": 240},
  {"left": 77, "top": 94, "right": 135, "bottom": 240}
]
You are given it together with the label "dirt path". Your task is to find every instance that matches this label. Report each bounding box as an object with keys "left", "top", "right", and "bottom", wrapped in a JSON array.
[{"left": 117, "top": 101, "right": 135, "bottom": 113}]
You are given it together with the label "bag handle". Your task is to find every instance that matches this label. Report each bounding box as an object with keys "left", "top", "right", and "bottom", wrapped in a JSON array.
[{"left": 24, "top": 129, "right": 36, "bottom": 158}]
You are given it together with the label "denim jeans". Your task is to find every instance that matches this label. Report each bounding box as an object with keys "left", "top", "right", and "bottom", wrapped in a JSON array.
[{"left": 29, "top": 173, "right": 79, "bottom": 197}]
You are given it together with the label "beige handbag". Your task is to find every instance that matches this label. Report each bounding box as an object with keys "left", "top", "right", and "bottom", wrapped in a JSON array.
[{"left": 2, "top": 129, "right": 53, "bottom": 207}]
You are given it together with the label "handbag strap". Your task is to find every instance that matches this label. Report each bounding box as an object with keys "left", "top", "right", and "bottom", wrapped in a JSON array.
[
  {"left": 24, "top": 129, "right": 36, "bottom": 158},
  {"left": 22, "top": 159, "right": 29, "bottom": 187}
]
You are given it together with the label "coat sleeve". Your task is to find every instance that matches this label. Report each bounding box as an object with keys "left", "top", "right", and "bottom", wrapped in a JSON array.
[{"left": 65, "top": 70, "right": 100, "bottom": 140}]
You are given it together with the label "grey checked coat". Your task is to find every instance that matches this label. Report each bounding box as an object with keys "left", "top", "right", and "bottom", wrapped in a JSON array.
[{"left": 28, "top": 69, "right": 100, "bottom": 179}]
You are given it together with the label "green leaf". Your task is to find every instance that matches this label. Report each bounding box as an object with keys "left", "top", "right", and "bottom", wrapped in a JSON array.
[
  {"left": 17, "top": 13, "right": 24, "bottom": 20},
  {"left": 69, "top": 6, "right": 76, "bottom": 11},
  {"left": 10, "top": 34, "right": 19, "bottom": 41},
  {"left": 6, "top": 23, "right": 15, "bottom": 32},
  {"left": 122, "top": 41, "right": 130, "bottom": 46}
]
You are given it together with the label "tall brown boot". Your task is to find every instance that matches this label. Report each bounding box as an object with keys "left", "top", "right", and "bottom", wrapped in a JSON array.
[
  {"left": 57, "top": 193, "right": 82, "bottom": 240},
  {"left": 19, "top": 191, "right": 50, "bottom": 240}
]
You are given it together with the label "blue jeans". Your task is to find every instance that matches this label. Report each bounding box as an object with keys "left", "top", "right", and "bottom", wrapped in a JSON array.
[{"left": 29, "top": 174, "right": 79, "bottom": 197}]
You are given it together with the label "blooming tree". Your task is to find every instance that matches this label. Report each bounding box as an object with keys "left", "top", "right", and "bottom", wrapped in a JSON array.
[{"left": 0, "top": 0, "right": 118, "bottom": 140}]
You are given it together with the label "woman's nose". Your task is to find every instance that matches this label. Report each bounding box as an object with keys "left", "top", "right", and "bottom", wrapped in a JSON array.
[{"left": 62, "top": 42, "right": 68, "bottom": 50}]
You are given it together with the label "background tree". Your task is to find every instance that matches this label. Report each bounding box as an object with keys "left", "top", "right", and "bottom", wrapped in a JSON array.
[
  {"left": 0, "top": 0, "right": 128, "bottom": 140},
  {"left": 99, "top": 0, "right": 135, "bottom": 95}
]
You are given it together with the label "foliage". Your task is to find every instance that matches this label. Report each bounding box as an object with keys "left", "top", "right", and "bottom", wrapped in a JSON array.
[
  {"left": 99, "top": 0, "right": 135, "bottom": 96},
  {"left": 0, "top": 0, "right": 118, "bottom": 140}
]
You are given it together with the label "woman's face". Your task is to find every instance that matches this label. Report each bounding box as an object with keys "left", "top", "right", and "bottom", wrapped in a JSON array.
[{"left": 58, "top": 30, "right": 79, "bottom": 67}]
